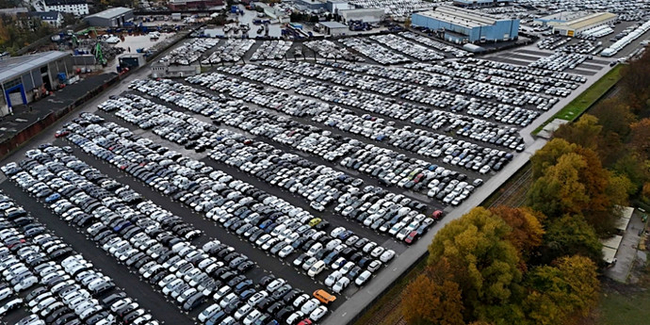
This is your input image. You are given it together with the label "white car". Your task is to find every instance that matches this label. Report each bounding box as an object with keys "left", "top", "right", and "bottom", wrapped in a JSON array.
[
  {"left": 301, "top": 298, "right": 320, "bottom": 314},
  {"left": 198, "top": 303, "right": 221, "bottom": 322},
  {"left": 324, "top": 271, "right": 342, "bottom": 287},
  {"left": 307, "top": 261, "right": 326, "bottom": 277},
  {"left": 355, "top": 270, "right": 372, "bottom": 286},
  {"left": 310, "top": 305, "right": 328, "bottom": 322},
  {"left": 380, "top": 250, "right": 396, "bottom": 263},
  {"left": 332, "top": 277, "right": 350, "bottom": 294}
]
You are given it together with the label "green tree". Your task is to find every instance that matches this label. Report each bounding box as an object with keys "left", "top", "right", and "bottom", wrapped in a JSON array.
[
  {"left": 524, "top": 255, "right": 600, "bottom": 325},
  {"left": 540, "top": 215, "right": 602, "bottom": 264},
  {"left": 553, "top": 114, "right": 602, "bottom": 150},
  {"left": 528, "top": 153, "right": 589, "bottom": 219},
  {"left": 530, "top": 138, "right": 575, "bottom": 179},
  {"left": 428, "top": 207, "right": 524, "bottom": 323}
]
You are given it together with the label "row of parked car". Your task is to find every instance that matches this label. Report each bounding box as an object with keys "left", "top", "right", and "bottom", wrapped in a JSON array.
[
  {"left": 125, "top": 78, "right": 454, "bottom": 211},
  {"left": 369, "top": 34, "right": 445, "bottom": 61},
  {"left": 529, "top": 52, "right": 591, "bottom": 72},
  {"left": 398, "top": 31, "right": 470, "bottom": 58},
  {"left": 325, "top": 57, "right": 581, "bottom": 106},
  {"left": 198, "top": 65, "right": 524, "bottom": 152},
  {"left": 303, "top": 40, "right": 365, "bottom": 62},
  {"left": 202, "top": 39, "right": 255, "bottom": 65},
  {"left": 130, "top": 76, "right": 497, "bottom": 208},
  {"left": 99, "top": 93, "right": 418, "bottom": 254},
  {"left": 338, "top": 38, "right": 410, "bottom": 65},
  {"left": 15, "top": 141, "right": 331, "bottom": 325},
  {"left": 59, "top": 112, "right": 403, "bottom": 322},
  {"left": 160, "top": 38, "right": 219, "bottom": 66},
  {"left": 0, "top": 180, "right": 159, "bottom": 325},
  {"left": 257, "top": 60, "right": 542, "bottom": 127},
  {"left": 250, "top": 40, "right": 293, "bottom": 61}
]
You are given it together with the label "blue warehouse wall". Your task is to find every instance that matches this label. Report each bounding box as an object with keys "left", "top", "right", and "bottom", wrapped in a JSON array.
[
  {"left": 412, "top": 13, "right": 472, "bottom": 37},
  {"left": 412, "top": 13, "right": 519, "bottom": 43}
]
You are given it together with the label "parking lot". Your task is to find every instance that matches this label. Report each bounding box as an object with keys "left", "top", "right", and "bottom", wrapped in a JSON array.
[{"left": 0, "top": 11, "right": 631, "bottom": 324}]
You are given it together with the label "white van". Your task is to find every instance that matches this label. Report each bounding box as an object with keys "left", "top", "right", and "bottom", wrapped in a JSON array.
[{"left": 307, "top": 261, "right": 326, "bottom": 277}]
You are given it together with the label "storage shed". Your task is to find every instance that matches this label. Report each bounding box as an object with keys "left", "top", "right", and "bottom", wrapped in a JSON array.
[
  {"left": 84, "top": 7, "right": 134, "bottom": 27},
  {"left": 0, "top": 51, "right": 72, "bottom": 115},
  {"left": 319, "top": 21, "right": 348, "bottom": 36}
]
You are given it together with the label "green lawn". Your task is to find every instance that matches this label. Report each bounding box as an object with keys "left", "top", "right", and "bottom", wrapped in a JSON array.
[
  {"left": 534, "top": 64, "right": 623, "bottom": 134},
  {"left": 597, "top": 288, "right": 650, "bottom": 325}
]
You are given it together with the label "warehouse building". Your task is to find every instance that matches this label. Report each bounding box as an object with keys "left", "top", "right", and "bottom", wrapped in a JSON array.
[
  {"left": 0, "top": 51, "right": 72, "bottom": 115},
  {"left": 83, "top": 7, "right": 134, "bottom": 28},
  {"left": 319, "top": 21, "right": 348, "bottom": 36},
  {"left": 453, "top": 0, "right": 515, "bottom": 8},
  {"left": 411, "top": 6, "right": 519, "bottom": 43},
  {"left": 533, "top": 11, "right": 587, "bottom": 27},
  {"left": 326, "top": 0, "right": 350, "bottom": 14},
  {"left": 41, "top": 0, "right": 88, "bottom": 16},
  {"left": 339, "top": 8, "right": 385, "bottom": 24},
  {"left": 548, "top": 12, "right": 617, "bottom": 37}
]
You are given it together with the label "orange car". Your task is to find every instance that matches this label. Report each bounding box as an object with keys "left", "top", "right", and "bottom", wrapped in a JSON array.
[{"left": 313, "top": 289, "right": 336, "bottom": 305}]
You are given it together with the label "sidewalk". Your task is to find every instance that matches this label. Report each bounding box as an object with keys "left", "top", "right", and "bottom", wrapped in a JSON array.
[{"left": 606, "top": 211, "right": 648, "bottom": 283}]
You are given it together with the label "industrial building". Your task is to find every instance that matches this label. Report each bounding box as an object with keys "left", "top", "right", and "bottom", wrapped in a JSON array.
[
  {"left": 318, "top": 21, "right": 348, "bottom": 36},
  {"left": 83, "top": 7, "right": 134, "bottom": 28},
  {"left": 0, "top": 51, "right": 72, "bottom": 115},
  {"left": 411, "top": 5, "right": 519, "bottom": 43},
  {"left": 548, "top": 12, "right": 617, "bottom": 37},
  {"left": 533, "top": 11, "right": 587, "bottom": 26},
  {"left": 326, "top": 0, "right": 350, "bottom": 14},
  {"left": 339, "top": 8, "right": 385, "bottom": 24},
  {"left": 294, "top": 0, "right": 327, "bottom": 11},
  {"left": 167, "top": 0, "right": 224, "bottom": 11},
  {"left": 41, "top": 0, "right": 88, "bottom": 16},
  {"left": 453, "top": 0, "right": 515, "bottom": 8}
]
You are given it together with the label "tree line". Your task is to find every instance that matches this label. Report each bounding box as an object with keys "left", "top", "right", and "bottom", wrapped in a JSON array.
[{"left": 400, "top": 52, "right": 650, "bottom": 325}]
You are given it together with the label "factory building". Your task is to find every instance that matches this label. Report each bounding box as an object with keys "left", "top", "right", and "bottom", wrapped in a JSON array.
[
  {"left": 0, "top": 51, "right": 72, "bottom": 115},
  {"left": 548, "top": 12, "right": 617, "bottom": 37},
  {"left": 83, "top": 7, "right": 134, "bottom": 28},
  {"left": 339, "top": 8, "right": 385, "bottom": 24},
  {"left": 294, "top": 0, "right": 327, "bottom": 11},
  {"left": 411, "top": 5, "right": 519, "bottom": 43},
  {"left": 453, "top": 0, "right": 516, "bottom": 8},
  {"left": 167, "top": 0, "right": 224, "bottom": 11},
  {"left": 326, "top": 0, "right": 350, "bottom": 14},
  {"left": 41, "top": 0, "right": 88, "bottom": 16},
  {"left": 318, "top": 21, "right": 348, "bottom": 36}
]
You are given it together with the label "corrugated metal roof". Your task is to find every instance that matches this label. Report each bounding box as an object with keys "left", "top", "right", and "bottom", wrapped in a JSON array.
[
  {"left": 85, "top": 7, "right": 132, "bottom": 20},
  {"left": 320, "top": 21, "right": 347, "bottom": 28},
  {"left": 553, "top": 12, "right": 617, "bottom": 30},
  {"left": 0, "top": 51, "right": 69, "bottom": 82},
  {"left": 416, "top": 5, "right": 502, "bottom": 28}
]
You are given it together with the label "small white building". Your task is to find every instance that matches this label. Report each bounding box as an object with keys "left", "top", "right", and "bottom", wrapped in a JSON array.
[
  {"left": 41, "top": 0, "right": 89, "bottom": 16},
  {"left": 29, "top": 11, "right": 64, "bottom": 27},
  {"left": 319, "top": 21, "right": 348, "bottom": 36}
]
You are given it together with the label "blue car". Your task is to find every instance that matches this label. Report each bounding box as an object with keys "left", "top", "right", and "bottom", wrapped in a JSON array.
[{"left": 44, "top": 193, "right": 61, "bottom": 203}]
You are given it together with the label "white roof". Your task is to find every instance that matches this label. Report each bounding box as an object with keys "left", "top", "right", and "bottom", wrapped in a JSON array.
[
  {"left": 602, "top": 246, "right": 617, "bottom": 264},
  {"left": 601, "top": 235, "right": 623, "bottom": 250},
  {"left": 0, "top": 51, "right": 68, "bottom": 82},
  {"left": 85, "top": 7, "right": 132, "bottom": 20},
  {"left": 614, "top": 206, "right": 634, "bottom": 232},
  {"left": 416, "top": 5, "right": 502, "bottom": 28}
]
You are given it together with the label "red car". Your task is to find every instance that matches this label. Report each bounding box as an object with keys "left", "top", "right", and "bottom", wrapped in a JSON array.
[
  {"left": 54, "top": 130, "right": 69, "bottom": 138},
  {"left": 298, "top": 319, "right": 313, "bottom": 325},
  {"left": 432, "top": 210, "right": 444, "bottom": 220},
  {"left": 404, "top": 231, "right": 418, "bottom": 245}
]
